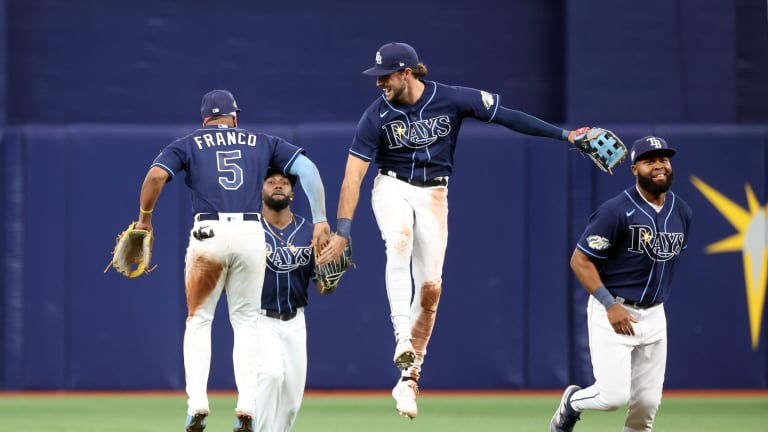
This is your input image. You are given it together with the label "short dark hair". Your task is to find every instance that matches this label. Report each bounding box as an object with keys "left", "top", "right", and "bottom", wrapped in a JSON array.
[{"left": 265, "top": 166, "right": 297, "bottom": 186}]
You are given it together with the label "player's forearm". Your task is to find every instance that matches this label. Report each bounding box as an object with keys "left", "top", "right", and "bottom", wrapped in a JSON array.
[
  {"left": 337, "top": 180, "right": 361, "bottom": 220},
  {"left": 571, "top": 249, "right": 618, "bottom": 309},
  {"left": 138, "top": 166, "right": 168, "bottom": 223},
  {"left": 337, "top": 155, "right": 368, "bottom": 220},
  {"left": 289, "top": 155, "right": 327, "bottom": 223},
  {"left": 492, "top": 106, "right": 568, "bottom": 141},
  {"left": 570, "top": 249, "right": 604, "bottom": 294},
  {"left": 336, "top": 155, "right": 368, "bottom": 239}
]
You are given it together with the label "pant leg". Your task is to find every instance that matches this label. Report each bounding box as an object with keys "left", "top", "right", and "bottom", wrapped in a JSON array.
[
  {"left": 254, "top": 312, "right": 306, "bottom": 432},
  {"left": 254, "top": 314, "right": 284, "bottom": 432},
  {"left": 278, "top": 312, "right": 307, "bottom": 432},
  {"left": 371, "top": 175, "right": 416, "bottom": 342},
  {"left": 570, "top": 297, "right": 635, "bottom": 412},
  {"left": 624, "top": 306, "right": 667, "bottom": 432},
  {"left": 405, "top": 183, "right": 448, "bottom": 381},
  {"left": 225, "top": 222, "right": 266, "bottom": 417},
  {"left": 184, "top": 229, "right": 228, "bottom": 416}
]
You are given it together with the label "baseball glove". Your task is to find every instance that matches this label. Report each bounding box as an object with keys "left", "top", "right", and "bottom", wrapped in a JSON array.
[
  {"left": 314, "top": 236, "right": 354, "bottom": 295},
  {"left": 572, "top": 127, "right": 627, "bottom": 174},
  {"left": 104, "top": 222, "right": 157, "bottom": 278}
]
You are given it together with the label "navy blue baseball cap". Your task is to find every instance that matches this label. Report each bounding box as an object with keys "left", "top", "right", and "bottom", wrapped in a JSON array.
[
  {"left": 265, "top": 166, "right": 297, "bottom": 187},
  {"left": 630, "top": 136, "right": 676, "bottom": 163},
  {"left": 200, "top": 89, "right": 241, "bottom": 120},
  {"left": 363, "top": 42, "right": 419, "bottom": 76}
]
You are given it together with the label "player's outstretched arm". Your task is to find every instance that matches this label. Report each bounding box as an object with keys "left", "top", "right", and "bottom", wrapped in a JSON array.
[
  {"left": 289, "top": 154, "right": 331, "bottom": 249},
  {"left": 317, "top": 155, "right": 369, "bottom": 265},
  {"left": 288, "top": 154, "right": 327, "bottom": 223},
  {"left": 491, "top": 106, "right": 570, "bottom": 141}
]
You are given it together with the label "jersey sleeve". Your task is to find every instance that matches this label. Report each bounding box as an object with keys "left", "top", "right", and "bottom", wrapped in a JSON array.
[
  {"left": 450, "top": 85, "right": 501, "bottom": 123},
  {"left": 267, "top": 134, "right": 305, "bottom": 172},
  {"left": 575, "top": 205, "right": 622, "bottom": 260},
  {"left": 349, "top": 104, "right": 380, "bottom": 161},
  {"left": 151, "top": 138, "right": 188, "bottom": 180}
]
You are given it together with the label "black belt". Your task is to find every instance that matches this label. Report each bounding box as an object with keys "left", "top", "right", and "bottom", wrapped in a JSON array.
[
  {"left": 262, "top": 309, "right": 299, "bottom": 321},
  {"left": 616, "top": 296, "right": 661, "bottom": 309},
  {"left": 379, "top": 169, "right": 448, "bottom": 187},
  {"left": 196, "top": 212, "right": 261, "bottom": 222}
]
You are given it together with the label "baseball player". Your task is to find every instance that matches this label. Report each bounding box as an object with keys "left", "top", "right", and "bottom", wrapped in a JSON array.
[
  {"left": 253, "top": 167, "right": 319, "bottom": 432},
  {"left": 317, "top": 42, "right": 601, "bottom": 419},
  {"left": 134, "top": 89, "right": 330, "bottom": 432},
  {"left": 550, "top": 136, "right": 692, "bottom": 432}
]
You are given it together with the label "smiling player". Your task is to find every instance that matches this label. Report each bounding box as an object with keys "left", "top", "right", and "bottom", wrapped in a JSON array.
[{"left": 317, "top": 42, "right": 613, "bottom": 419}]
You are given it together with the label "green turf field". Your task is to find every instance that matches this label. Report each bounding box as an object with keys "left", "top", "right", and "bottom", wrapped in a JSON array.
[{"left": 1, "top": 391, "right": 766, "bottom": 431}]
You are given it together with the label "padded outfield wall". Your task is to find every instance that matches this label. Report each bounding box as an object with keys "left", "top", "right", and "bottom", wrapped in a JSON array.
[{"left": 0, "top": 123, "right": 766, "bottom": 390}]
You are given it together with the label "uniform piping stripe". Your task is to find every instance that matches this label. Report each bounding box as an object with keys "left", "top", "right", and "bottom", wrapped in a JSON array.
[
  {"left": 349, "top": 149, "right": 371, "bottom": 161},
  {"left": 415, "top": 83, "right": 438, "bottom": 181},
  {"left": 151, "top": 162, "right": 175, "bottom": 178},
  {"left": 487, "top": 94, "right": 501, "bottom": 123},
  {"left": 576, "top": 243, "right": 607, "bottom": 259},
  {"left": 283, "top": 149, "right": 304, "bottom": 173}
]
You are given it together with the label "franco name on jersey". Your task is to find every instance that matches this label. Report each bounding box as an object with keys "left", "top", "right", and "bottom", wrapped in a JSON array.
[{"left": 193, "top": 130, "right": 258, "bottom": 150}]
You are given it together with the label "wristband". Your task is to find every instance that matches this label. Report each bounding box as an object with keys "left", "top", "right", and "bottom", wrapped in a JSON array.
[
  {"left": 140, "top": 207, "right": 153, "bottom": 214},
  {"left": 592, "top": 285, "right": 617, "bottom": 309},
  {"left": 337, "top": 218, "right": 352, "bottom": 240}
]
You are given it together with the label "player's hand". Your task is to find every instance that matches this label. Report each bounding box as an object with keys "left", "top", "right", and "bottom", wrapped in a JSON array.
[
  {"left": 606, "top": 304, "right": 639, "bottom": 336},
  {"left": 567, "top": 127, "right": 589, "bottom": 144},
  {"left": 311, "top": 221, "right": 331, "bottom": 252},
  {"left": 134, "top": 221, "right": 153, "bottom": 231},
  {"left": 317, "top": 234, "right": 348, "bottom": 266}
]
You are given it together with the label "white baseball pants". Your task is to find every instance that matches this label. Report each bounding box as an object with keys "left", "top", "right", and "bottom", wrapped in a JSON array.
[
  {"left": 183, "top": 216, "right": 266, "bottom": 418},
  {"left": 371, "top": 174, "right": 449, "bottom": 379},
  {"left": 253, "top": 310, "right": 307, "bottom": 432},
  {"left": 570, "top": 296, "right": 667, "bottom": 432}
]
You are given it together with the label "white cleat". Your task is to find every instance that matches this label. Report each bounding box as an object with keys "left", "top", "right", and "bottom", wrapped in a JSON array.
[
  {"left": 393, "top": 338, "right": 416, "bottom": 370},
  {"left": 392, "top": 379, "right": 419, "bottom": 419}
]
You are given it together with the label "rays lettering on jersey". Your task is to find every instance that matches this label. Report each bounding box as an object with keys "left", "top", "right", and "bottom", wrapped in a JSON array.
[
  {"left": 382, "top": 116, "right": 451, "bottom": 149},
  {"left": 266, "top": 245, "right": 313, "bottom": 273},
  {"left": 627, "top": 225, "right": 685, "bottom": 261},
  {"left": 193, "top": 131, "right": 258, "bottom": 150}
]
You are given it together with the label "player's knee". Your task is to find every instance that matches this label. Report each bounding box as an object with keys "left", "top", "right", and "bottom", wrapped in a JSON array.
[
  {"left": 597, "top": 388, "right": 631, "bottom": 410},
  {"left": 386, "top": 228, "right": 413, "bottom": 256},
  {"left": 257, "top": 367, "right": 283, "bottom": 385},
  {"left": 419, "top": 281, "right": 442, "bottom": 312}
]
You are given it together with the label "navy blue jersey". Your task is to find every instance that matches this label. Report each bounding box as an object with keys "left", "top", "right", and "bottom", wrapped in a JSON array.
[
  {"left": 262, "top": 214, "right": 316, "bottom": 313},
  {"left": 576, "top": 186, "right": 693, "bottom": 304},
  {"left": 152, "top": 124, "right": 304, "bottom": 214},
  {"left": 350, "top": 80, "right": 500, "bottom": 181}
]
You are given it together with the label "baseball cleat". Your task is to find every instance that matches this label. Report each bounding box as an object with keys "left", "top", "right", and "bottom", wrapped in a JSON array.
[
  {"left": 392, "top": 379, "right": 419, "bottom": 419},
  {"left": 185, "top": 413, "right": 207, "bottom": 432},
  {"left": 233, "top": 414, "right": 254, "bottom": 432},
  {"left": 393, "top": 337, "right": 416, "bottom": 370},
  {"left": 550, "top": 385, "right": 582, "bottom": 432}
]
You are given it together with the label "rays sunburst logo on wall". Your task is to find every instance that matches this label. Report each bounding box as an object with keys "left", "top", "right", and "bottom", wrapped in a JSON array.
[{"left": 690, "top": 176, "right": 767, "bottom": 349}]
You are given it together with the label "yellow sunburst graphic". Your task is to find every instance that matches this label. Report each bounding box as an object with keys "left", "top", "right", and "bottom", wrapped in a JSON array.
[{"left": 690, "top": 176, "right": 767, "bottom": 349}]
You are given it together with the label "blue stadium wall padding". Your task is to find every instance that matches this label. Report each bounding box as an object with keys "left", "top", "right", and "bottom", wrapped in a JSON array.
[{"left": 1, "top": 123, "right": 767, "bottom": 390}]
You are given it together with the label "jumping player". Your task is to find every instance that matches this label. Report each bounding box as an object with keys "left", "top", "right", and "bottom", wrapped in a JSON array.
[
  {"left": 133, "top": 89, "right": 330, "bottom": 432},
  {"left": 550, "top": 136, "right": 692, "bottom": 432},
  {"left": 316, "top": 42, "right": 604, "bottom": 419},
  {"left": 254, "top": 168, "right": 320, "bottom": 432}
]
